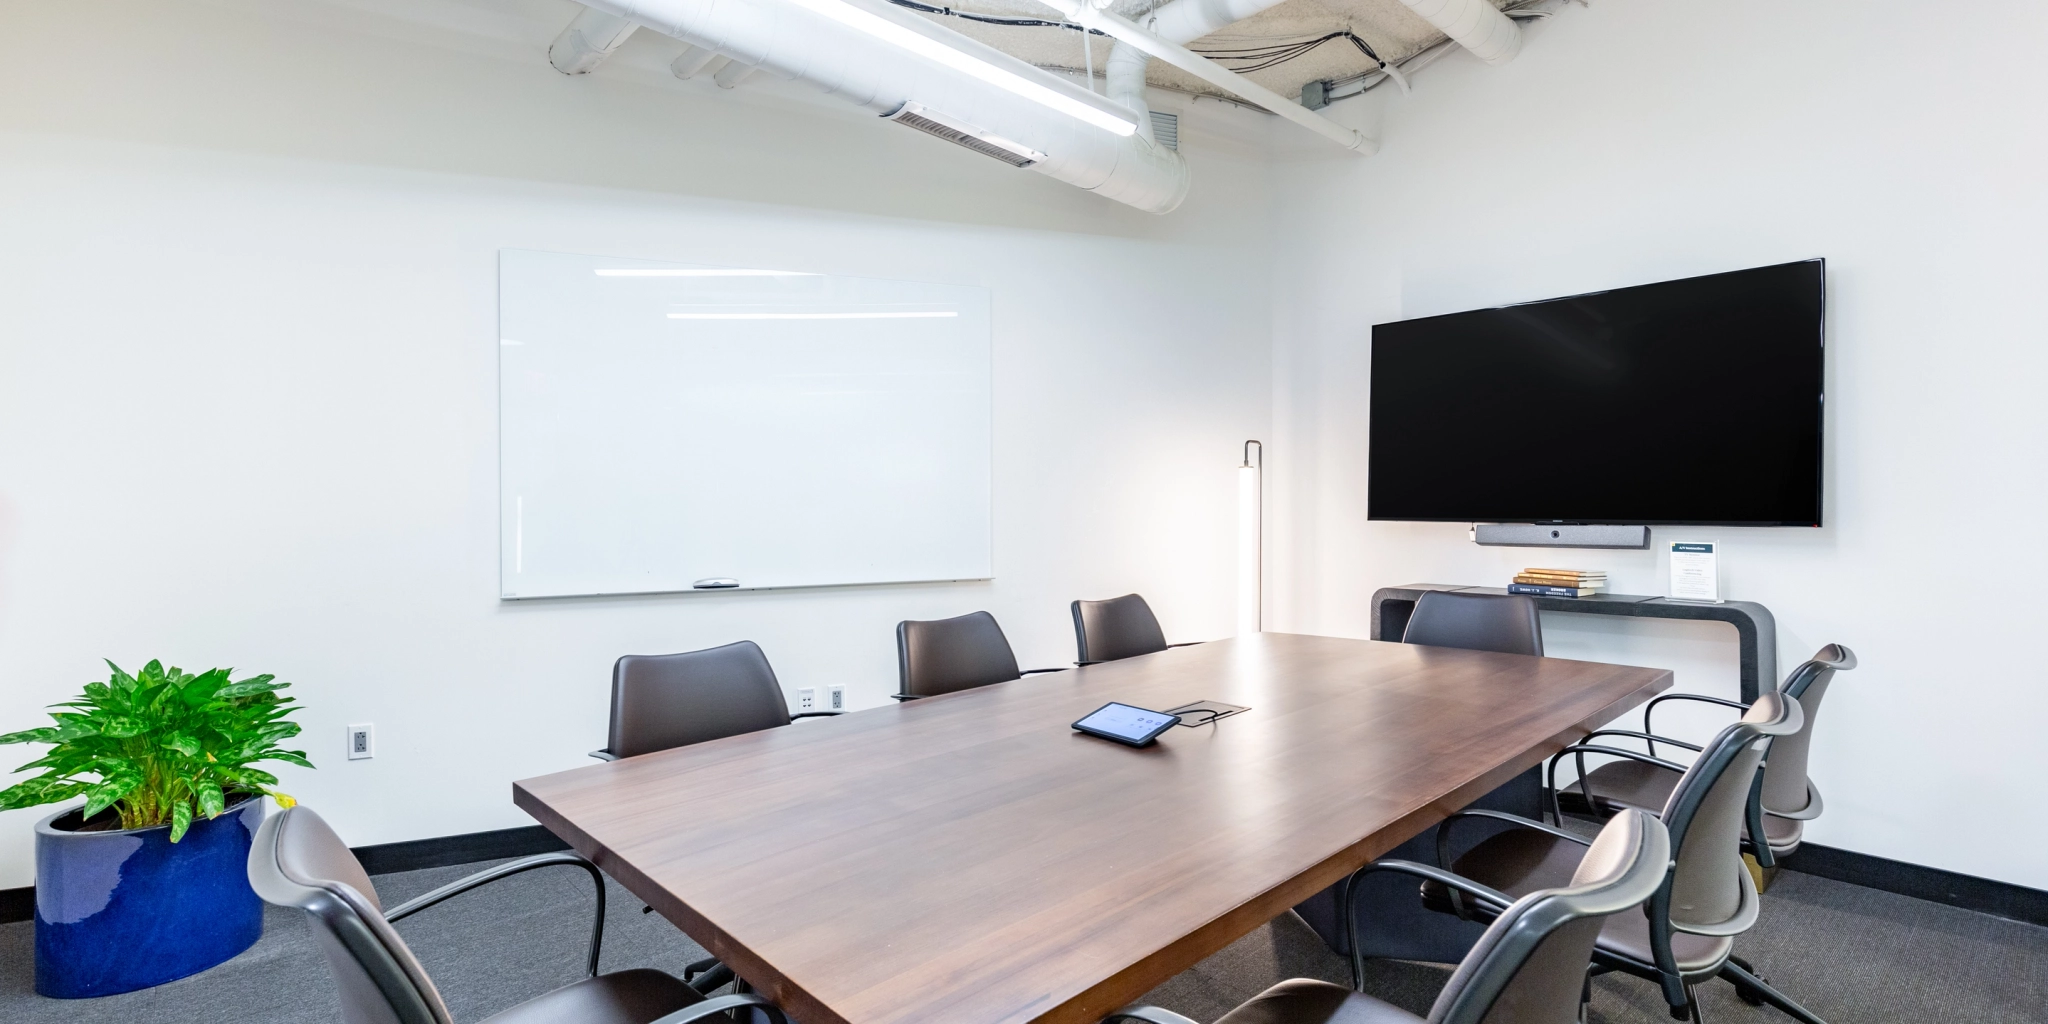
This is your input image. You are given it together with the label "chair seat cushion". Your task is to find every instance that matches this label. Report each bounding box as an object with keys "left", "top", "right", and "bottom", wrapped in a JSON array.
[
  {"left": 479, "top": 969, "right": 701, "bottom": 1024},
  {"left": 1214, "top": 979, "right": 1425, "bottom": 1024},
  {"left": 1426, "top": 829, "right": 1732, "bottom": 979},
  {"left": 1579, "top": 760, "right": 1680, "bottom": 816}
]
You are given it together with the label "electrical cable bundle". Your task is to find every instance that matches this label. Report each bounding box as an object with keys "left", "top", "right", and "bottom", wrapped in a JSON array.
[{"left": 1193, "top": 31, "right": 1386, "bottom": 73}]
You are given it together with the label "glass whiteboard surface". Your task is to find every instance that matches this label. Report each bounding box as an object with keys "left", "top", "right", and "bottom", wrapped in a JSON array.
[{"left": 499, "top": 249, "right": 992, "bottom": 599}]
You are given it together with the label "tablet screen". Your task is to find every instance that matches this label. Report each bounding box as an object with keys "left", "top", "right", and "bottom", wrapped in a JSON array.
[{"left": 1074, "top": 703, "right": 1179, "bottom": 744}]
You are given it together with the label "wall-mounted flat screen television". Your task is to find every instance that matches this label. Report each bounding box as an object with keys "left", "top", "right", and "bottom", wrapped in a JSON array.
[{"left": 1368, "top": 260, "right": 1824, "bottom": 527}]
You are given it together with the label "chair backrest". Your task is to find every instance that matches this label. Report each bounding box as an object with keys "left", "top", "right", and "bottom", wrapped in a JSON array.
[
  {"left": 1428, "top": 809, "right": 1670, "bottom": 1024},
  {"left": 247, "top": 806, "right": 453, "bottom": 1024},
  {"left": 1071, "top": 594, "right": 1169, "bottom": 664},
  {"left": 1403, "top": 592, "right": 1544, "bottom": 657},
  {"left": 897, "top": 611, "right": 1022, "bottom": 698},
  {"left": 1658, "top": 692, "right": 1803, "bottom": 934},
  {"left": 1759, "top": 643, "right": 1855, "bottom": 817},
  {"left": 608, "top": 640, "right": 793, "bottom": 759}
]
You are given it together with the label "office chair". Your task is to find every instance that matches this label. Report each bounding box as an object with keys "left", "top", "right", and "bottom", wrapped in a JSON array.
[
  {"left": 1403, "top": 692, "right": 1821, "bottom": 1023},
  {"left": 1560, "top": 644, "right": 1855, "bottom": 882},
  {"left": 247, "top": 804, "right": 787, "bottom": 1024},
  {"left": 1401, "top": 591, "right": 1545, "bottom": 656},
  {"left": 1111, "top": 810, "right": 1669, "bottom": 1024},
  {"left": 1308, "top": 591, "right": 1547, "bottom": 965},
  {"left": 1070, "top": 594, "right": 1201, "bottom": 665},
  {"left": 592, "top": 640, "right": 840, "bottom": 761},
  {"left": 895, "top": 610, "right": 1062, "bottom": 700}
]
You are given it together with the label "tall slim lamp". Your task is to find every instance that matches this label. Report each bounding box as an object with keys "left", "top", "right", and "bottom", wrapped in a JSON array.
[{"left": 1238, "top": 440, "right": 1262, "bottom": 635}]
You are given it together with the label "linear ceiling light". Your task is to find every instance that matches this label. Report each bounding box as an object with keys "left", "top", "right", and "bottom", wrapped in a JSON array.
[
  {"left": 779, "top": 0, "right": 1137, "bottom": 137},
  {"left": 668, "top": 311, "right": 959, "bottom": 320},
  {"left": 597, "top": 268, "right": 815, "bottom": 277}
]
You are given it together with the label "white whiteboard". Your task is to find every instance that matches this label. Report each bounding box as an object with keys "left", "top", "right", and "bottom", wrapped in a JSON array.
[{"left": 499, "top": 249, "right": 991, "bottom": 599}]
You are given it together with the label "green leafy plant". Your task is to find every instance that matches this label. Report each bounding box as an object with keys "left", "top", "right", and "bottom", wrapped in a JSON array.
[{"left": 0, "top": 660, "right": 312, "bottom": 842}]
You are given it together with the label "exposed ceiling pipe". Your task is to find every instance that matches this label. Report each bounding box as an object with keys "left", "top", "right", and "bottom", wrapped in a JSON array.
[
  {"left": 1106, "top": 0, "right": 1290, "bottom": 149},
  {"left": 570, "top": 0, "right": 1189, "bottom": 212},
  {"left": 1395, "top": 0, "right": 1521, "bottom": 65},
  {"left": 671, "top": 45, "right": 721, "bottom": 79},
  {"left": 549, "top": 6, "right": 641, "bottom": 74}
]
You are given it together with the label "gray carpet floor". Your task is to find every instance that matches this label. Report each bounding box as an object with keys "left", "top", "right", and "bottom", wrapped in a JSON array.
[{"left": 4, "top": 859, "right": 2044, "bottom": 1023}]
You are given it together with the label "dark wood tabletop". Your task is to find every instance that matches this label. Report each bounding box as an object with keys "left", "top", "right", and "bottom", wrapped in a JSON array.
[{"left": 514, "top": 632, "right": 1670, "bottom": 1024}]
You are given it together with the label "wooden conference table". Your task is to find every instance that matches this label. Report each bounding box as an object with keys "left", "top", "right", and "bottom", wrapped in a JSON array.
[{"left": 514, "top": 632, "right": 1670, "bottom": 1024}]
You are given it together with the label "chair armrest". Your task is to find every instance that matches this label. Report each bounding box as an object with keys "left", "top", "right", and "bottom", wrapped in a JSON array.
[
  {"left": 590, "top": 750, "right": 619, "bottom": 761},
  {"left": 1644, "top": 692, "right": 1751, "bottom": 749},
  {"left": 1103, "top": 1005, "right": 1203, "bottom": 1024},
  {"left": 789, "top": 711, "right": 842, "bottom": 720},
  {"left": 650, "top": 993, "right": 788, "bottom": 1024},
  {"left": 1547, "top": 744, "right": 1691, "bottom": 826},
  {"left": 1584, "top": 728, "right": 1702, "bottom": 754},
  {"left": 890, "top": 693, "right": 922, "bottom": 702},
  {"left": 1343, "top": 858, "right": 1518, "bottom": 990},
  {"left": 1020, "top": 667, "right": 1066, "bottom": 676},
  {"left": 384, "top": 851, "right": 607, "bottom": 977}
]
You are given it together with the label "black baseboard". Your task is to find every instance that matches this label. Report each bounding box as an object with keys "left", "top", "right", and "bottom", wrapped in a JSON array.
[
  {"left": 1781, "top": 841, "right": 2048, "bottom": 927},
  {"left": 0, "top": 824, "right": 570, "bottom": 924}
]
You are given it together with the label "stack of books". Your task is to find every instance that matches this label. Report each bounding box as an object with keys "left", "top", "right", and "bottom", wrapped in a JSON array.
[{"left": 1508, "top": 568, "right": 1607, "bottom": 598}]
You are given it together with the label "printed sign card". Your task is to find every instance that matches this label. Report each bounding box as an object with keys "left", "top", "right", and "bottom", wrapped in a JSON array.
[{"left": 1668, "top": 542, "right": 1721, "bottom": 603}]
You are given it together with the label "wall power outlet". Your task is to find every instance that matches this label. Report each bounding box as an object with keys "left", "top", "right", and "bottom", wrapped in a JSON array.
[
  {"left": 346, "top": 723, "right": 374, "bottom": 760},
  {"left": 827, "top": 685, "right": 845, "bottom": 711}
]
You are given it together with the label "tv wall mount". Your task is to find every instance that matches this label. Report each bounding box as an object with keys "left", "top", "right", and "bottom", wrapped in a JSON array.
[{"left": 1471, "top": 524, "right": 1650, "bottom": 549}]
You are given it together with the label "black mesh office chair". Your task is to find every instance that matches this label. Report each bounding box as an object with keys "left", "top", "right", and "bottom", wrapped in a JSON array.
[
  {"left": 1562, "top": 644, "right": 1855, "bottom": 882},
  {"left": 1113, "top": 810, "right": 1669, "bottom": 1024},
  {"left": 1400, "top": 693, "right": 1822, "bottom": 1023},
  {"left": 247, "top": 805, "right": 787, "bottom": 1024},
  {"left": 895, "top": 610, "right": 1062, "bottom": 700},
  {"left": 592, "top": 640, "right": 839, "bottom": 761},
  {"left": 1304, "top": 592, "right": 1548, "bottom": 965},
  {"left": 1070, "top": 594, "right": 1201, "bottom": 665},
  {"left": 1402, "top": 591, "right": 1544, "bottom": 656}
]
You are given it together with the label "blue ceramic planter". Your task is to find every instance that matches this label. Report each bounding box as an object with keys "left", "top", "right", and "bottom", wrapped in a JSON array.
[{"left": 34, "top": 796, "right": 265, "bottom": 998}]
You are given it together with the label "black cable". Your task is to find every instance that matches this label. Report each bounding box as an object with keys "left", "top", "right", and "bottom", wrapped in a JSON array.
[
  {"left": 1193, "top": 31, "right": 1385, "bottom": 74},
  {"left": 885, "top": 0, "right": 1108, "bottom": 35}
]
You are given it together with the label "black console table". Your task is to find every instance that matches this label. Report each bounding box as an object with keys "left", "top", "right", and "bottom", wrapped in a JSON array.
[{"left": 1370, "top": 584, "right": 1779, "bottom": 702}]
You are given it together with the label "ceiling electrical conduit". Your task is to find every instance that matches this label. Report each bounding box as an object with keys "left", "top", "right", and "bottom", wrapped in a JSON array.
[{"left": 564, "top": 0, "right": 1189, "bottom": 212}]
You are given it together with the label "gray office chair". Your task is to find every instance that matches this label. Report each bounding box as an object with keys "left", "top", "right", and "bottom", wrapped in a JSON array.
[
  {"left": 593, "top": 640, "right": 839, "bottom": 761},
  {"left": 1402, "top": 591, "right": 1545, "bottom": 656},
  {"left": 1408, "top": 692, "right": 1821, "bottom": 1023},
  {"left": 1070, "top": 594, "right": 1201, "bottom": 665},
  {"left": 895, "top": 610, "right": 1062, "bottom": 700},
  {"left": 1558, "top": 644, "right": 1854, "bottom": 881},
  {"left": 1113, "top": 809, "right": 1669, "bottom": 1024},
  {"left": 1302, "top": 592, "right": 1547, "bottom": 965},
  {"left": 248, "top": 804, "right": 787, "bottom": 1024}
]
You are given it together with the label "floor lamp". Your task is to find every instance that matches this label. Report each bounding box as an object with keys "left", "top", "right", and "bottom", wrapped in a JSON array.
[{"left": 1238, "top": 440, "right": 1262, "bottom": 635}]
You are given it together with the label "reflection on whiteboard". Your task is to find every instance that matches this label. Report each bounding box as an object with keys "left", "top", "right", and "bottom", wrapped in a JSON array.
[{"left": 499, "top": 249, "right": 992, "bottom": 599}]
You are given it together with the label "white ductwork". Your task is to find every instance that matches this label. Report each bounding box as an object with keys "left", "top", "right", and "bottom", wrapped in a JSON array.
[
  {"left": 549, "top": 6, "right": 641, "bottom": 74},
  {"left": 572, "top": 0, "right": 1187, "bottom": 212},
  {"left": 1396, "top": 0, "right": 1521, "bottom": 65},
  {"left": 671, "top": 45, "right": 721, "bottom": 80}
]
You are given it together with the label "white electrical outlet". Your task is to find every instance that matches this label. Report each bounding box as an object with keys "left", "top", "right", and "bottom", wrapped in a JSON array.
[
  {"left": 828, "top": 685, "right": 845, "bottom": 711},
  {"left": 346, "top": 723, "right": 375, "bottom": 760},
  {"left": 797, "top": 688, "right": 816, "bottom": 712}
]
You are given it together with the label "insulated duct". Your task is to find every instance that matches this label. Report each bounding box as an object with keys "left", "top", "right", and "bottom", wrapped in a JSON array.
[
  {"left": 572, "top": 0, "right": 1188, "bottom": 213},
  {"left": 549, "top": 7, "right": 640, "bottom": 74},
  {"left": 1395, "top": 0, "right": 1521, "bottom": 65}
]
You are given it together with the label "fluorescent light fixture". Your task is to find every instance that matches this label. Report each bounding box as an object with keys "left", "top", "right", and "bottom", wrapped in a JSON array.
[
  {"left": 596, "top": 268, "right": 814, "bottom": 277},
  {"left": 778, "top": 0, "right": 1137, "bottom": 137},
  {"left": 668, "top": 311, "right": 959, "bottom": 320}
]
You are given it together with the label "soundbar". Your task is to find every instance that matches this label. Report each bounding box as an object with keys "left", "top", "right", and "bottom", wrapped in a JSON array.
[{"left": 1471, "top": 524, "right": 1650, "bottom": 549}]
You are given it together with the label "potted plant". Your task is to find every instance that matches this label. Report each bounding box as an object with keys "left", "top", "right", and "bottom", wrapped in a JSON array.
[{"left": 0, "top": 659, "right": 312, "bottom": 998}]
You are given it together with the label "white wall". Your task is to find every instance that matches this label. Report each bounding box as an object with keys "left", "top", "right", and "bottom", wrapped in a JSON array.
[
  {"left": 1268, "top": 1, "right": 2048, "bottom": 888},
  {"left": 0, "top": 0, "right": 1274, "bottom": 887}
]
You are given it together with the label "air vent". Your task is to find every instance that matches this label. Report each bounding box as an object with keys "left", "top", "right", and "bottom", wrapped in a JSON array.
[
  {"left": 884, "top": 102, "right": 1045, "bottom": 168},
  {"left": 1149, "top": 111, "right": 1179, "bottom": 151}
]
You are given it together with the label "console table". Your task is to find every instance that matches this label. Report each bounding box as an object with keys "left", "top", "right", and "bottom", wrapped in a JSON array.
[{"left": 1369, "top": 584, "right": 1779, "bottom": 702}]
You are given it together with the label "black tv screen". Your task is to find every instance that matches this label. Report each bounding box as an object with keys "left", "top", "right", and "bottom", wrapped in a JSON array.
[{"left": 1368, "top": 260, "right": 1824, "bottom": 527}]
